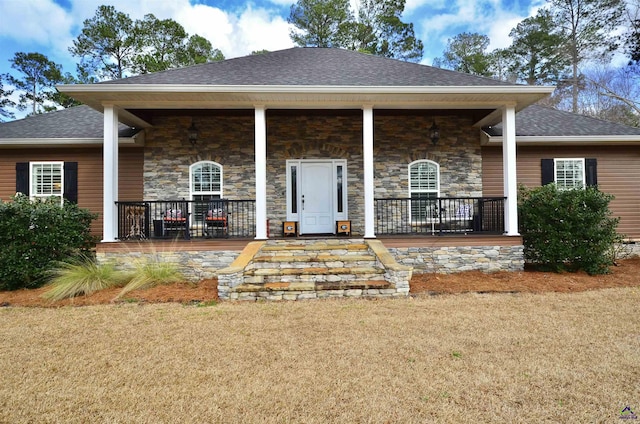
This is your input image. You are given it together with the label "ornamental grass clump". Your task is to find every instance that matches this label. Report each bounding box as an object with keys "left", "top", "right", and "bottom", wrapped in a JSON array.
[
  {"left": 116, "top": 254, "right": 186, "bottom": 299},
  {"left": 42, "top": 257, "right": 130, "bottom": 301}
]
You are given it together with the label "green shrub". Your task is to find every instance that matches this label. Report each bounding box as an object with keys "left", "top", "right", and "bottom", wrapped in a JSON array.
[
  {"left": 518, "top": 184, "right": 622, "bottom": 275},
  {"left": 42, "top": 257, "right": 130, "bottom": 301},
  {"left": 0, "top": 194, "right": 97, "bottom": 290}
]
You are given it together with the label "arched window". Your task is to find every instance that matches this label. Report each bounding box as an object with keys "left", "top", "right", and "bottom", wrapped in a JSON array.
[
  {"left": 409, "top": 160, "right": 440, "bottom": 221},
  {"left": 190, "top": 161, "right": 223, "bottom": 201}
]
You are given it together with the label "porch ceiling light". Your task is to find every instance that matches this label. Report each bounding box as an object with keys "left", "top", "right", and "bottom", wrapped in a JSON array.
[
  {"left": 188, "top": 120, "right": 199, "bottom": 145},
  {"left": 429, "top": 120, "right": 440, "bottom": 146}
]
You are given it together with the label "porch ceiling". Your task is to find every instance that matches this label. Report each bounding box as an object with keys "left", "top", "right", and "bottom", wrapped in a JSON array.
[{"left": 58, "top": 84, "right": 554, "bottom": 127}]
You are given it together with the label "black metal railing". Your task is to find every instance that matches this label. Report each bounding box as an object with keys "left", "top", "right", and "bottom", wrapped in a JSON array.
[
  {"left": 116, "top": 199, "right": 256, "bottom": 240},
  {"left": 116, "top": 197, "right": 502, "bottom": 240},
  {"left": 374, "top": 197, "right": 505, "bottom": 235}
]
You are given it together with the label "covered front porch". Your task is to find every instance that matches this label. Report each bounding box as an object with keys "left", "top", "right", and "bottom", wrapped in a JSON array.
[
  {"left": 61, "top": 99, "right": 550, "bottom": 246},
  {"left": 98, "top": 105, "right": 521, "bottom": 242},
  {"left": 95, "top": 106, "right": 525, "bottom": 246}
]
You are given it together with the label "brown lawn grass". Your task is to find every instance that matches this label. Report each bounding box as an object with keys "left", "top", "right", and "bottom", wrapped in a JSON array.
[{"left": 1, "top": 288, "right": 639, "bottom": 423}]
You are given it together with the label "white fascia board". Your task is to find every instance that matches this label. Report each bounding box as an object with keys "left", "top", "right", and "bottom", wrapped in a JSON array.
[
  {"left": 59, "top": 83, "right": 556, "bottom": 95},
  {"left": 59, "top": 84, "right": 555, "bottom": 120},
  {"left": 0, "top": 137, "right": 139, "bottom": 148},
  {"left": 484, "top": 134, "right": 640, "bottom": 146}
]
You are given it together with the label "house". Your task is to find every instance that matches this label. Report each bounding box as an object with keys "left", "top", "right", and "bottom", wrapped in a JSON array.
[{"left": 2, "top": 48, "right": 639, "bottom": 300}]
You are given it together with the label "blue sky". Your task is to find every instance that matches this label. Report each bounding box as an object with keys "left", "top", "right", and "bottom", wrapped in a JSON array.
[{"left": 0, "top": 0, "right": 545, "bottom": 117}]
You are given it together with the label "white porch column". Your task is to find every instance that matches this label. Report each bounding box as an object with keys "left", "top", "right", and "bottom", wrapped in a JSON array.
[
  {"left": 254, "top": 105, "right": 268, "bottom": 239},
  {"left": 363, "top": 105, "right": 375, "bottom": 238},
  {"left": 502, "top": 105, "right": 519, "bottom": 236},
  {"left": 102, "top": 104, "right": 119, "bottom": 242}
]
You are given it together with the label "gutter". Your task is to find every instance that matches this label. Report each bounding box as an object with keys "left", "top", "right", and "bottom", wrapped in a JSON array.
[
  {"left": 482, "top": 132, "right": 640, "bottom": 146},
  {"left": 0, "top": 135, "right": 142, "bottom": 148}
]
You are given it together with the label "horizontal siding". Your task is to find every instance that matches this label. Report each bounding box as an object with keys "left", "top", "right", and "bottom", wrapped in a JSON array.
[
  {"left": 0, "top": 147, "right": 144, "bottom": 237},
  {"left": 119, "top": 149, "right": 144, "bottom": 202},
  {"left": 482, "top": 146, "right": 640, "bottom": 240}
]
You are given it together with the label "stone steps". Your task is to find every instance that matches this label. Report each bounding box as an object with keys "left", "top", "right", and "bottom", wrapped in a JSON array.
[
  {"left": 241, "top": 240, "right": 382, "bottom": 285},
  {"left": 248, "top": 254, "right": 377, "bottom": 271},
  {"left": 249, "top": 260, "right": 377, "bottom": 269},
  {"left": 237, "top": 280, "right": 392, "bottom": 292},
  {"left": 217, "top": 239, "right": 413, "bottom": 301},
  {"left": 244, "top": 266, "right": 385, "bottom": 284},
  {"left": 246, "top": 267, "right": 383, "bottom": 276},
  {"left": 259, "top": 242, "right": 369, "bottom": 252},
  {"left": 251, "top": 254, "right": 377, "bottom": 263}
]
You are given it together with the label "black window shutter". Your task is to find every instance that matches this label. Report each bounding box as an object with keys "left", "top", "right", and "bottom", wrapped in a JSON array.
[
  {"left": 16, "top": 162, "right": 29, "bottom": 195},
  {"left": 541, "top": 159, "right": 554, "bottom": 185},
  {"left": 585, "top": 158, "right": 597, "bottom": 187},
  {"left": 63, "top": 162, "right": 78, "bottom": 203}
]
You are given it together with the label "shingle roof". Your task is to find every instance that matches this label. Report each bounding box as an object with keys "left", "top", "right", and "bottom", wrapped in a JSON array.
[
  {"left": 102, "top": 47, "right": 514, "bottom": 87},
  {"left": 485, "top": 105, "right": 640, "bottom": 137},
  {"left": 0, "top": 105, "right": 136, "bottom": 139}
]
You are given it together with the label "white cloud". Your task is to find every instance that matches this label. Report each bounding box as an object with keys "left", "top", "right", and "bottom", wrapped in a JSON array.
[
  {"left": 265, "top": 0, "right": 293, "bottom": 6},
  {"left": 0, "top": 0, "right": 74, "bottom": 57},
  {"left": 174, "top": 3, "right": 294, "bottom": 58},
  {"left": 48, "top": 0, "right": 293, "bottom": 59},
  {"left": 67, "top": 0, "right": 192, "bottom": 23},
  {"left": 175, "top": 4, "right": 236, "bottom": 55},
  {"left": 234, "top": 7, "right": 294, "bottom": 55},
  {"left": 486, "top": 12, "right": 525, "bottom": 50},
  {"left": 59, "top": 1, "right": 292, "bottom": 59}
]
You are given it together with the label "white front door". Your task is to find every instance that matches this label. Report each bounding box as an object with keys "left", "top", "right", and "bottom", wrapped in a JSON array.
[{"left": 299, "top": 162, "right": 334, "bottom": 234}]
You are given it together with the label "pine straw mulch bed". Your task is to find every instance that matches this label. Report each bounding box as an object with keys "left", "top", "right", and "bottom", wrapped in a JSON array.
[{"left": 1, "top": 257, "right": 639, "bottom": 308}]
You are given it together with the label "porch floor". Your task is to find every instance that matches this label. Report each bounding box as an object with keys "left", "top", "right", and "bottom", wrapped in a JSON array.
[{"left": 97, "top": 234, "right": 522, "bottom": 253}]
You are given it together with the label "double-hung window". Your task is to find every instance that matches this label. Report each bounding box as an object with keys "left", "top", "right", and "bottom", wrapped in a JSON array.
[
  {"left": 555, "top": 158, "right": 585, "bottom": 190},
  {"left": 16, "top": 161, "right": 77, "bottom": 205},
  {"left": 541, "top": 158, "right": 597, "bottom": 189},
  {"left": 30, "top": 162, "right": 64, "bottom": 205},
  {"left": 409, "top": 160, "right": 440, "bottom": 221}
]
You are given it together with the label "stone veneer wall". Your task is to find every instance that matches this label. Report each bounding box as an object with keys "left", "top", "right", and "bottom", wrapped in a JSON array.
[
  {"left": 624, "top": 242, "right": 640, "bottom": 258},
  {"left": 143, "top": 110, "right": 483, "bottom": 236},
  {"left": 387, "top": 245, "right": 524, "bottom": 273},
  {"left": 96, "top": 249, "right": 239, "bottom": 281},
  {"left": 374, "top": 112, "right": 483, "bottom": 198},
  {"left": 143, "top": 112, "right": 256, "bottom": 201},
  {"left": 97, "top": 243, "right": 523, "bottom": 284}
]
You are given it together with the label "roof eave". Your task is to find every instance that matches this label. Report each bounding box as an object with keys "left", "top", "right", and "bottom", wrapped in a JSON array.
[
  {"left": 58, "top": 84, "right": 555, "bottom": 109},
  {"left": 58, "top": 84, "right": 554, "bottom": 127},
  {"left": 0, "top": 136, "right": 142, "bottom": 148},
  {"left": 483, "top": 134, "right": 640, "bottom": 146},
  {"left": 58, "top": 83, "right": 556, "bottom": 95}
]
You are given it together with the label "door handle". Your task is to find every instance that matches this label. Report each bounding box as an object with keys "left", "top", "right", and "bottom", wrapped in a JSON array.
[{"left": 302, "top": 195, "right": 305, "bottom": 210}]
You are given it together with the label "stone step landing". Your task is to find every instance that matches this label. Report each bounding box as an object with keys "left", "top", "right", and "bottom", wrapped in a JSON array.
[{"left": 217, "top": 239, "right": 413, "bottom": 301}]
